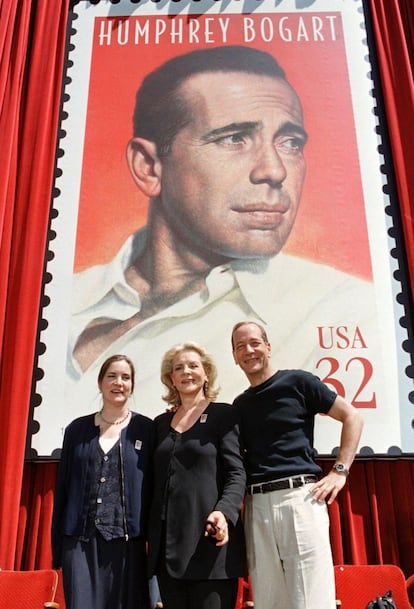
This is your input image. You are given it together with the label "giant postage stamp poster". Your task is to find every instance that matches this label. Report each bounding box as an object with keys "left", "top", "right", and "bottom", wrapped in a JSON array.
[{"left": 32, "top": 0, "right": 413, "bottom": 457}]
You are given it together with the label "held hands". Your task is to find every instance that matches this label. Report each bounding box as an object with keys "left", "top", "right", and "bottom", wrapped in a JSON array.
[
  {"left": 308, "top": 470, "right": 348, "bottom": 505},
  {"left": 204, "top": 510, "right": 229, "bottom": 546}
]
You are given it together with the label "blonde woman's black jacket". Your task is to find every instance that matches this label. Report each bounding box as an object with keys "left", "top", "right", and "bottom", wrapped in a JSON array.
[
  {"left": 148, "top": 402, "right": 246, "bottom": 579},
  {"left": 52, "top": 411, "right": 154, "bottom": 568}
]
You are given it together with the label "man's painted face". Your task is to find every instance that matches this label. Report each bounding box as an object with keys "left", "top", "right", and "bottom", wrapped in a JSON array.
[{"left": 158, "top": 71, "right": 307, "bottom": 262}]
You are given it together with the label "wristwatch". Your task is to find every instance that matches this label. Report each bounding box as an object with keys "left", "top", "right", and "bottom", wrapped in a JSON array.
[{"left": 332, "top": 463, "right": 349, "bottom": 476}]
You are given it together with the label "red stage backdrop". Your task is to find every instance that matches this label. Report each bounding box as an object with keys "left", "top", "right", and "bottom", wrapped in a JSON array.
[{"left": 31, "top": 0, "right": 413, "bottom": 457}]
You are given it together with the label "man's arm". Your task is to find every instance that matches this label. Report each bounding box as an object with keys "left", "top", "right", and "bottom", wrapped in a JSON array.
[{"left": 309, "top": 395, "right": 364, "bottom": 505}]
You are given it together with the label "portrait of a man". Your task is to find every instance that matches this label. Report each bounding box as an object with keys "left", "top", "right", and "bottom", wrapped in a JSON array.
[{"left": 65, "top": 44, "right": 381, "bottom": 427}]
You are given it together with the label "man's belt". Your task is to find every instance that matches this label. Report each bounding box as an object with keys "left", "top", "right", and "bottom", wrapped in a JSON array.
[{"left": 247, "top": 474, "right": 318, "bottom": 495}]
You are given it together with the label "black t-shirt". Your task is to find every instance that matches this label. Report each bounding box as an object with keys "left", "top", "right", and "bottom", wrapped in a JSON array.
[{"left": 233, "top": 369, "right": 337, "bottom": 485}]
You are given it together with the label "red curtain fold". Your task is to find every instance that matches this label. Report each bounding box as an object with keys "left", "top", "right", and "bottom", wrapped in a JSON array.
[
  {"left": 0, "top": 0, "right": 69, "bottom": 569},
  {"left": 0, "top": 0, "right": 31, "bottom": 351},
  {"left": 368, "top": 0, "right": 414, "bottom": 295},
  {"left": 0, "top": 0, "right": 413, "bottom": 580},
  {"left": 316, "top": 459, "right": 414, "bottom": 574},
  {"left": 17, "top": 462, "right": 58, "bottom": 570}
]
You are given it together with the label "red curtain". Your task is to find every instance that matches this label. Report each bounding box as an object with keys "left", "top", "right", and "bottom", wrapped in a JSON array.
[
  {"left": 368, "top": 0, "right": 414, "bottom": 295},
  {"left": 0, "top": 0, "right": 413, "bottom": 582},
  {"left": 13, "top": 459, "right": 414, "bottom": 579},
  {"left": 323, "top": 460, "right": 414, "bottom": 575},
  {"left": 0, "top": 0, "right": 69, "bottom": 569}
]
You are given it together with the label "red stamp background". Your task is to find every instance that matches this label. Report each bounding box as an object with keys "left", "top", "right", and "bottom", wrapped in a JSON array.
[{"left": 74, "top": 13, "right": 372, "bottom": 281}]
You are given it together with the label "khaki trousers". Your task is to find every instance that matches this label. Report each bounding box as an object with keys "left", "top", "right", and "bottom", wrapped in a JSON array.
[{"left": 244, "top": 484, "right": 336, "bottom": 609}]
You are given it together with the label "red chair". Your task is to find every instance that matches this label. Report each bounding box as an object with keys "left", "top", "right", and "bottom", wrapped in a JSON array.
[
  {"left": 236, "top": 576, "right": 254, "bottom": 608},
  {"left": 0, "top": 569, "right": 61, "bottom": 608},
  {"left": 334, "top": 564, "right": 414, "bottom": 609},
  {"left": 406, "top": 574, "right": 414, "bottom": 606}
]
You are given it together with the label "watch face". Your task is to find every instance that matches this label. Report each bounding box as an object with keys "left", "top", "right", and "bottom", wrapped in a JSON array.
[{"left": 333, "top": 463, "right": 348, "bottom": 474}]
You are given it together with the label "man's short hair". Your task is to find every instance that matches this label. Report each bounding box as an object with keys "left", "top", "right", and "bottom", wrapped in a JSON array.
[{"left": 132, "top": 45, "right": 286, "bottom": 157}]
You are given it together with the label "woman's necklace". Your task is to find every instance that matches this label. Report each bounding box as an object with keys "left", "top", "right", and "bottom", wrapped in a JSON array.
[{"left": 99, "top": 408, "right": 130, "bottom": 425}]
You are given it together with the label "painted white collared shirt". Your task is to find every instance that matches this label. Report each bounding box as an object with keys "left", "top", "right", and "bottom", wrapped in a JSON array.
[{"left": 66, "top": 229, "right": 382, "bottom": 448}]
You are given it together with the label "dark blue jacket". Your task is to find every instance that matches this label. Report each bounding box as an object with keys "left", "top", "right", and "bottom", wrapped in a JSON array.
[{"left": 52, "top": 412, "right": 154, "bottom": 568}]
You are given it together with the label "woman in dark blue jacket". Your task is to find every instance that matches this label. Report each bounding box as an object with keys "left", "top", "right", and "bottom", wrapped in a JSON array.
[
  {"left": 52, "top": 354, "right": 154, "bottom": 609},
  {"left": 148, "top": 342, "right": 246, "bottom": 609}
]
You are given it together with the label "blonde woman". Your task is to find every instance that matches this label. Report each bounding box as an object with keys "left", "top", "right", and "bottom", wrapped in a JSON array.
[{"left": 148, "top": 342, "right": 246, "bottom": 609}]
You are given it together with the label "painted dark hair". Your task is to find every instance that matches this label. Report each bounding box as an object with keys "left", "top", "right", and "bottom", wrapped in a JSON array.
[{"left": 133, "top": 45, "right": 286, "bottom": 156}]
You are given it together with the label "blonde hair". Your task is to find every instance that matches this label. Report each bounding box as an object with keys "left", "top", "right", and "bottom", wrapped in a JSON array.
[{"left": 161, "top": 342, "right": 219, "bottom": 406}]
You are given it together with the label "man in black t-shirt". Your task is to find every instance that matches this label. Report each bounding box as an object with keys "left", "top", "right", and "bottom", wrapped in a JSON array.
[{"left": 232, "top": 320, "right": 363, "bottom": 609}]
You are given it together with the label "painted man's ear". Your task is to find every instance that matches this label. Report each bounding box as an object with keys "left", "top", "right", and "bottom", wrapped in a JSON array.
[{"left": 126, "top": 137, "right": 162, "bottom": 197}]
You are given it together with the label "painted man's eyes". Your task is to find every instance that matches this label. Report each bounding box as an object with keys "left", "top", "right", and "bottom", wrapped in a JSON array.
[
  {"left": 276, "top": 136, "right": 306, "bottom": 154},
  {"left": 213, "top": 133, "right": 306, "bottom": 154},
  {"left": 214, "top": 132, "right": 250, "bottom": 147}
]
